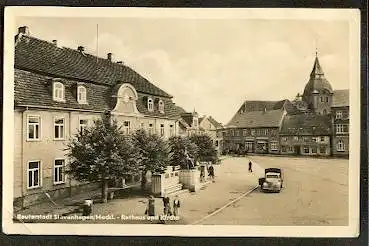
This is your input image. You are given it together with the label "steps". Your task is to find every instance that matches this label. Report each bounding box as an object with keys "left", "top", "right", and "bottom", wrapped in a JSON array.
[{"left": 164, "top": 183, "right": 183, "bottom": 195}]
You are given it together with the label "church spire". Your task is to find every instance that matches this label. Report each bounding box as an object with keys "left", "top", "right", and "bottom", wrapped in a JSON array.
[{"left": 310, "top": 50, "right": 324, "bottom": 79}]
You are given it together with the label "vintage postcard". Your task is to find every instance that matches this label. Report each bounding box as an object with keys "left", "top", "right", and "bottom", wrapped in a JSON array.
[{"left": 3, "top": 7, "right": 360, "bottom": 237}]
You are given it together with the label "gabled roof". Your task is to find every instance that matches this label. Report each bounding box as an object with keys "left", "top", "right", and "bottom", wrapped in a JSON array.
[
  {"left": 332, "top": 89, "right": 349, "bottom": 107},
  {"left": 237, "top": 99, "right": 298, "bottom": 114},
  {"left": 280, "top": 114, "right": 331, "bottom": 136},
  {"left": 227, "top": 109, "right": 285, "bottom": 128},
  {"left": 15, "top": 34, "right": 172, "bottom": 98},
  {"left": 208, "top": 116, "right": 223, "bottom": 129}
]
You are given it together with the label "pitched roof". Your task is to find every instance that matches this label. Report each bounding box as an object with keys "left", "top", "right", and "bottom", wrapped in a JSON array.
[
  {"left": 332, "top": 89, "right": 349, "bottom": 107},
  {"left": 227, "top": 109, "right": 285, "bottom": 128},
  {"left": 15, "top": 34, "right": 172, "bottom": 98},
  {"left": 280, "top": 114, "right": 331, "bottom": 136},
  {"left": 207, "top": 116, "right": 223, "bottom": 129},
  {"left": 310, "top": 56, "right": 324, "bottom": 77},
  {"left": 15, "top": 69, "right": 180, "bottom": 119}
]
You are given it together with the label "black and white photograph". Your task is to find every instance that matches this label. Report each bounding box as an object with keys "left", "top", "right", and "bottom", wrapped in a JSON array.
[{"left": 3, "top": 7, "right": 360, "bottom": 237}]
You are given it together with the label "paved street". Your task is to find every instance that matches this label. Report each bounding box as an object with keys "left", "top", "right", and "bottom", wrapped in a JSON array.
[
  {"left": 201, "top": 155, "right": 348, "bottom": 226},
  {"left": 16, "top": 155, "right": 348, "bottom": 226}
]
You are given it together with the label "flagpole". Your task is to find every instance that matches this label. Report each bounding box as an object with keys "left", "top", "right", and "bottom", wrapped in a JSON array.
[{"left": 96, "top": 24, "right": 99, "bottom": 62}]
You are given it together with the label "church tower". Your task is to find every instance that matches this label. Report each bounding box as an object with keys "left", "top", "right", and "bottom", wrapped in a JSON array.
[{"left": 302, "top": 52, "right": 333, "bottom": 115}]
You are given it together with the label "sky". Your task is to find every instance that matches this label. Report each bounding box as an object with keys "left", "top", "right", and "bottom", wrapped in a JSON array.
[{"left": 15, "top": 16, "right": 350, "bottom": 124}]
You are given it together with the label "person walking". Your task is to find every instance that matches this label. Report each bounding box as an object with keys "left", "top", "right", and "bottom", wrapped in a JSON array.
[
  {"left": 173, "top": 195, "right": 181, "bottom": 216},
  {"left": 248, "top": 160, "right": 253, "bottom": 173},
  {"left": 145, "top": 195, "right": 155, "bottom": 216},
  {"left": 208, "top": 164, "right": 215, "bottom": 182},
  {"left": 163, "top": 196, "right": 172, "bottom": 216}
]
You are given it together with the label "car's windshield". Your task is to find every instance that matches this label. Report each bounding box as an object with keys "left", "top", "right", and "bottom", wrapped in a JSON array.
[{"left": 266, "top": 174, "right": 279, "bottom": 178}]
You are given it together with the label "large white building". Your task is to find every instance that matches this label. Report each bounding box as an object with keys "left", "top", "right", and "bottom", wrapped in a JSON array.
[{"left": 13, "top": 26, "right": 184, "bottom": 208}]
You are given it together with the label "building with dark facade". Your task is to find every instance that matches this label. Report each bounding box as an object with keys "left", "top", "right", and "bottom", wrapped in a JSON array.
[{"left": 279, "top": 114, "right": 331, "bottom": 156}]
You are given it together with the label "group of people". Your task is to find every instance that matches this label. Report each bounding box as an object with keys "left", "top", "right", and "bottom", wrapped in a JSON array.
[{"left": 145, "top": 195, "right": 181, "bottom": 217}]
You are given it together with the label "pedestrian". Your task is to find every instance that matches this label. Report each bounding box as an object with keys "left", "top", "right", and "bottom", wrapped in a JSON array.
[
  {"left": 163, "top": 196, "right": 172, "bottom": 215},
  {"left": 208, "top": 164, "right": 215, "bottom": 182},
  {"left": 248, "top": 160, "right": 253, "bottom": 173},
  {"left": 145, "top": 195, "right": 155, "bottom": 216},
  {"left": 173, "top": 195, "right": 181, "bottom": 216}
]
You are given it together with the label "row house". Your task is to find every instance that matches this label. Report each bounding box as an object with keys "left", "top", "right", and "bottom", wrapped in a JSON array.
[
  {"left": 198, "top": 116, "right": 224, "bottom": 154},
  {"left": 331, "top": 90, "right": 349, "bottom": 157},
  {"left": 175, "top": 108, "right": 224, "bottom": 154},
  {"left": 279, "top": 114, "right": 331, "bottom": 156},
  {"left": 224, "top": 106, "right": 288, "bottom": 154},
  {"left": 13, "top": 26, "right": 181, "bottom": 208}
]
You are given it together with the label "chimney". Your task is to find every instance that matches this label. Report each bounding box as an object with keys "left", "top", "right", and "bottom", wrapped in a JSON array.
[
  {"left": 77, "top": 46, "right": 85, "bottom": 52},
  {"left": 52, "top": 40, "right": 57, "bottom": 46},
  {"left": 18, "top": 26, "right": 30, "bottom": 35},
  {"left": 107, "top": 53, "right": 113, "bottom": 61}
]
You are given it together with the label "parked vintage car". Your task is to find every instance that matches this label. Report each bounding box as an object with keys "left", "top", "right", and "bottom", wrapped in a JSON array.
[{"left": 258, "top": 168, "right": 283, "bottom": 193}]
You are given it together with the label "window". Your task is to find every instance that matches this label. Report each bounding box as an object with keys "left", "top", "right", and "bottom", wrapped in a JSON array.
[
  {"left": 281, "top": 146, "right": 287, "bottom": 152},
  {"left": 336, "top": 124, "right": 345, "bottom": 133},
  {"left": 123, "top": 121, "right": 130, "bottom": 135},
  {"left": 319, "top": 146, "right": 326, "bottom": 154},
  {"left": 282, "top": 137, "right": 288, "bottom": 142},
  {"left": 54, "top": 117, "right": 65, "bottom": 140},
  {"left": 270, "top": 141, "right": 278, "bottom": 151},
  {"left": 77, "top": 86, "right": 87, "bottom": 104},
  {"left": 320, "top": 136, "right": 325, "bottom": 142},
  {"left": 337, "top": 140, "right": 345, "bottom": 151},
  {"left": 311, "top": 146, "right": 317, "bottom": 154},
  {"left": 140, "top": 122, "right": 144, "bottom": 129},
  {"left": 251, "top": 129, "right": 255, "bottom": 136},
  {"left": 320, "top": 97, "right": 323, "bottom": 102},
  {"left": 160, "top": 124, "right": 165, "bottom": 137},
  {"left": 288, "top": 146, "right": 294, "bottom": 152},
  {"left": 303, "top": 146, "right": 309, "bottom": 153},
  {"left": 27, "top": 115, "right": 41, "bottom": 140},
  {"left": 215, "top": 140, "right": 219, "bottom": 147},
  {"left": 169, "top": 124, "right": 174, "bottom": 137},
  {"left": 158, "top": 100, "right": 164, "bottom": 113},
  {"left": 28, "top": 161, "right": 40, "bottom": 189},
  {"left": 293, "top": 136, "right": 299, "bottom": 141},
  {"left": 53, "top": 82, "right": 65, "bottom": 102},
  {"left": 231, "top": 130, "right": 234, "bottom": 136},
  {"left": 148, "top": 123, "right": 154, "bottom": 135},
  {"left": 148, "top": 98, "right": 154, "bottom": 112},
  {"left": 79, "top": 119, "right": 88, "bottom": 133},
  {"left": 312, "top": 137, "right": 317, "bottom": 142},
  {"left": 236, "top": 130, "right": 239, "bottom": 136},
  {"left": 336, "top": 111, "right": 343, "bottom": 119},
  {"left": 243, "top": 129, "right": 247, "bottom": 136},
  {"left": 54, "top": 159, "right": 65, "bottom": 184},
  {"left": 325, "top": 97, "right": 329, "bottom": 102}
]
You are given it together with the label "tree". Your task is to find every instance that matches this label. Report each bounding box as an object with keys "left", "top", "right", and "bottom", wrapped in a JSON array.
[
  {"left": 132, "top": 129, "right": 171, "bottom": 190},
  {"left": 168, "top": 136, "right": 198, "bottom": 169},
  {"left": 190, "top": 134, "right": 219, "bottom": 163},
  {"left": 66, "top": 112, "right": 142, "bottom": 203}
]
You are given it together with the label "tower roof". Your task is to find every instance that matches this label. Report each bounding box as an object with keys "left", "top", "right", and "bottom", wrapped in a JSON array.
[
  {"left": 310, "top": 56, "right": 324, "bottom": 78},
  {"left": 303, "top": 53, "right": 333, "bottom": 97}
]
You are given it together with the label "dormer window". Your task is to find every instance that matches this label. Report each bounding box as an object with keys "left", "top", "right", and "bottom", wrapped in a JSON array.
[
  {"left": 53, "top": 81, "right": 65, "bottom": 102},
  {"left": 77, "top": 85, "right": 87, "bottom": 104},
  {"left": 158, "top": 100, "right": 164, "bottom": 113},
  {"left": 148, "top": 98, "right": 154, "bottom": 112}
]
